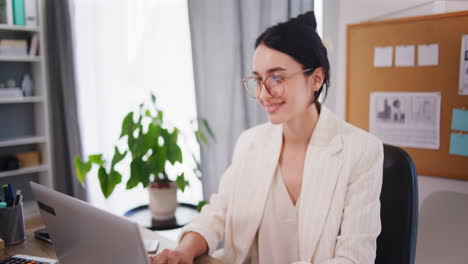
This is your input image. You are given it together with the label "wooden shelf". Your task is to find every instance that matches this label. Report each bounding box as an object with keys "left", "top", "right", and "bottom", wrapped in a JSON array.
[
  {"left": 0, "top": 136, "right": 46, "bottom": 147},
  {"left": 0, "top": 24, "right": 39, "bottom": 32},
  {"left": 0, "top": 96, "right": 44, "bottom": 104},
  {"left": 0, "top": 164, "right": 49, "bottom": 178},
  {"left": 0, "top": 56, "right": 41, "bottom": 62}
]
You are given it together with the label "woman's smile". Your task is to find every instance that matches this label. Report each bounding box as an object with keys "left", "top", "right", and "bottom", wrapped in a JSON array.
[{"left": 264, "top": 102, "right": 286, "bottom": 113}]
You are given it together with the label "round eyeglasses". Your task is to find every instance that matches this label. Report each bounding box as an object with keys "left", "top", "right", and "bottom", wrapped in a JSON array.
[{"left": 242, "top": 68, "right": 313, "bottom": 98}]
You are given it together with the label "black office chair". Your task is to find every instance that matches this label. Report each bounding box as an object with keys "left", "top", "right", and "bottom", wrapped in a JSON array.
[{"left": 375, "top": 144, "right": 418, "bottom": 264}]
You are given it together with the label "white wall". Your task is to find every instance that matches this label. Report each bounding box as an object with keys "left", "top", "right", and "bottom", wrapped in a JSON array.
[{"left": 324, "top": 0, "right": 468, "bottom": 263}]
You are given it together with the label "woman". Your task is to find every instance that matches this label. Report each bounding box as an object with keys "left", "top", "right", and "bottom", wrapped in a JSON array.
[{"left": 151, "top": 11, "right": 383, "bottom": 264}]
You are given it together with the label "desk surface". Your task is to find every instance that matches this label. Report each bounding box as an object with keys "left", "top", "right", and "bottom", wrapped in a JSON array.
[{"left": 5, "top": 217, "right": 222, "bottom": 264}]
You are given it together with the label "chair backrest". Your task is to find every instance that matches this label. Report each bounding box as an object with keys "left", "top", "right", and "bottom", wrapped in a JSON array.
[{"left": 375, "top": 144, "right": 418, "bottom": 264}]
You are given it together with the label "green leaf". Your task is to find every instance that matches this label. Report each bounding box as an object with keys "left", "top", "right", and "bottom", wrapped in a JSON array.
[
  {"left": 196, "top": 130, "right": 208, "bottom": 145},
  {"left": 157, "top": 110, "right": 164, "bottom": 122},
  {"left": 111, "top": 147, "right": 127, "bottom": 170},
  {"left": 127, "top": 159, "right": 142, "bottom": 189},
  {"left": 89, "top": 154, "right": 105, "bottom": 166},
  {"left": 175, "top": 173, "right": 190, "bottom": 192},
  {"left": 166, "top": 129, "right": 182, "bottom": 165},
  {"left": 74, "top": 157, "right": 92, "bottom": 184},
  {"left": 120, "top": 112, "right": 135, "bottom": 138},
  {"left": 143, "top": 123, "right": 158, "bottom": 151},
  {"left": 151, "top": 93, "right": 156, "bottom": 105},
  {"left": 145, "top": 109, "right": 151, "bottom": 117},
  {"left": 197, "top": 200, "right": 208, "bottom": 212},
  {"left": 192, "top": 153, "right": 201, "bottom": 171},
  {"left": 109, "top": 169, "right": 122, "bottom": 185},
  {"left": 128, "top": 125, "right": 150, "bottom": 158},
  {"left": 201, "top": 119, "right": 215, "bottom": 141},
  {"left": 149, "top": 144, "right": 167, "bottom": 174},
  {"left": 140, "top": 161, "right": 153, "bottom": 187},
  {"left": 98, "top": 167, "right": 117, "bottom": 198}
]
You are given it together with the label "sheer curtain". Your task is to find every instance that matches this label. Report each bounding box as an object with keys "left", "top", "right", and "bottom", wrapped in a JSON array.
[{"left": 72, "top": 0, "right": 201, "bottom": 215}]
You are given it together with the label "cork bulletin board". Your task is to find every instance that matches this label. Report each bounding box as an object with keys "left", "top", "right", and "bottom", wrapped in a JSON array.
[{"left": 346, "top": 11, "right": 468, "bottom": 180}]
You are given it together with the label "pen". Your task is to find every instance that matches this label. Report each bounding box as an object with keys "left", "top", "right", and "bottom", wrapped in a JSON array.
[
  {"left": 2, "top": 184, "right": 14, "bottom": 207},
  {"left": 17, "top": 193, "right": 23, "bottom": 206},
  {"left": 14, "top": 189, "right": 22, "bottom": 206}
]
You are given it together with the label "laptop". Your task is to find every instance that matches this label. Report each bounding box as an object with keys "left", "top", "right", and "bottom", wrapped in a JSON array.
[{"left": 30, "top": 182, "right": 152, "bottom": 264}]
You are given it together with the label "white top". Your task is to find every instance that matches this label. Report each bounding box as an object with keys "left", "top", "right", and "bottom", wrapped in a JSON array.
[{"left": 246, "top": 165, "right": 301, "bottom": 264}]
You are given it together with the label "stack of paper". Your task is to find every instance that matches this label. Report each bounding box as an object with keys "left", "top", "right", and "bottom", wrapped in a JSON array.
[
  {"left": 0, "top": 39, "right": 28, "bottom": 56},
  {"left": 0, "top": 87, "right": 23, "bottom": 98}
]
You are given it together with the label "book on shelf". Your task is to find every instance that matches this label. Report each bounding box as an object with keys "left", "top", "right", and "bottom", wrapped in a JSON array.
[
  {"left": 24, "top": 0, "right": 36, "bottom": 27},
  {"left": 0, "top": 38, "right": 27, "bottom": 56},
  {"left": 12, "top": 0, "right": 24, "bottom": 26},
  {"left": 0, "top": 0, "right": 7, "bottom": 24},
  {"left": 0, "top": 87, "right": 23, "bottom": 98},
  {"left": 6, "top": 0, "right": 12, "bottom": 24},
  {"left": 28, "top": 32, "right": 37, "bottom": 56},
  {"left": 0, "top": 0, "right": 13, "bottom": 25}
]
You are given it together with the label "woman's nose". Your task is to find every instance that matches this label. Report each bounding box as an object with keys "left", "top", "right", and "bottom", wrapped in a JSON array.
[{"left": 257, "top": 82, "right": 272, "bottom": 101}]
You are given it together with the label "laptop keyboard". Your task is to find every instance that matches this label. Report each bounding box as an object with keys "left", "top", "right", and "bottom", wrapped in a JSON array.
[{"left": 1, "top": 256, "right": 49, "bottom": 264}]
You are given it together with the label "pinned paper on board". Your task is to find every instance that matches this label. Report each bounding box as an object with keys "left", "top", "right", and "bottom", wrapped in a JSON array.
[
  {"left": 449, "top": 133, "right": 468, "bottom": 157},
  {"left": 395, "top": 45, "right": 415, "bottom": 67},
  {"left": 418, "top": 44, "right": 439, "bottom": 66},
  {"left": 374, "top": 46, "right": 393, "bottom": 68},
  {"left": 459, "top": 35, "right": 468, "bottom": 95},
  {"left": 451, "top": 108, "right": 468, "bottom": 132},
  {"left": 370, "top": 92, "right": 441, "bottom": 149}
]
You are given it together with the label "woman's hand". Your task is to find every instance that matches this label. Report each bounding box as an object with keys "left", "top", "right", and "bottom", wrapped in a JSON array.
[{"left": 150, "top": 249, "right": 194, "bottom": 264}]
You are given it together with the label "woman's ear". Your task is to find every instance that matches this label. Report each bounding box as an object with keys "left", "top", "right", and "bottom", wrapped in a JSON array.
[{"left": 310, "top": 67, "right": 325, "bottom": 92}]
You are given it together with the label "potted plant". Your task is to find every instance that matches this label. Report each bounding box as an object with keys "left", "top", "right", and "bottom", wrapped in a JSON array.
[{"left": 74, "top": 93, "right": 213, "bottom": 220}]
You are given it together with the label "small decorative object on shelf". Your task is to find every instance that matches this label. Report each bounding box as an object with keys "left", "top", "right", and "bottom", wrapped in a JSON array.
[
  {"left": 20, "top": 73, "right": 32, "bottom": 96},
  {"left": 75, "top": 93, "right": 214, "bottom": 220},
  {"left": 6, "top": 79, "right": 15, "bottom": 88}
]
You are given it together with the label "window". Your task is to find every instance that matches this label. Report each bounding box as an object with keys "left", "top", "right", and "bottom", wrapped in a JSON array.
[{"left": 73, "top": 0, "right": 202, "bottom": 215}]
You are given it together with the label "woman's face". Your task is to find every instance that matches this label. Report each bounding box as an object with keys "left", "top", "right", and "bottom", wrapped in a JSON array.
[{"left": 252, "top": 44, "right": 323, "bottom": 124}]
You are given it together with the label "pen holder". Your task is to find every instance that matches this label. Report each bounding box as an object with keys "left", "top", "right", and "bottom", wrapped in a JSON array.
[{"left": 0, "top": 202, "right": 25, "bottom": 246}]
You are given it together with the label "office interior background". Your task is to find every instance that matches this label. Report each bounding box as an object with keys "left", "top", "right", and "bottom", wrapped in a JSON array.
[{"left": 0, "top": 0, "right": 467, "bottom": 263}]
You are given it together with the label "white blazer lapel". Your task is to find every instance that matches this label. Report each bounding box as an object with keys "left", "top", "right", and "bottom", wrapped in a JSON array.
[
  {"left": 298, "top": 107, "right": 344, "bottom": 261},
  {"left": 232, "top": 124, "right": 283, "bottom": 260}
]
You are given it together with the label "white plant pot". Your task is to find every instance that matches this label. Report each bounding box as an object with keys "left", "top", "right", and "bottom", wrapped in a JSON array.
[{"left": 148, "top": 183, "right": 178, "bottom": 220}]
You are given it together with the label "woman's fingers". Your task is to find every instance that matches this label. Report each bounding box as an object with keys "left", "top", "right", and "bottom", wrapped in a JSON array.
[
  {"left": 150, "top": 249, "right": 169, "bottom": 263},
  {"left": 150, "top": 249, "right": 192, "bottom": 264}
]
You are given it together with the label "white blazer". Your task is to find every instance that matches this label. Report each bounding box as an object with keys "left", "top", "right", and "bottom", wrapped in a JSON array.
[{"left": 179, "top": 106, "right": 384, "bottom": 264}]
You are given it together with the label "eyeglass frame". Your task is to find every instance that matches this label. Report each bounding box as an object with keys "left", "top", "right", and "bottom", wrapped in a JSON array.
[{"left": 242, "top": 68, "right": 314, "bottom": 98}]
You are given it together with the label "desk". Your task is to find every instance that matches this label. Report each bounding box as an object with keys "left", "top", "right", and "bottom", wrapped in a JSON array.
[{"left": 4, "top": 217, "right": 223, "bottom": 264}]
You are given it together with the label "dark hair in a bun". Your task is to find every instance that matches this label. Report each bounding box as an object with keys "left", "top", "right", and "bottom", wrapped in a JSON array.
[{"left": 255, "top": 11, "right": 330, "bottom": 104}]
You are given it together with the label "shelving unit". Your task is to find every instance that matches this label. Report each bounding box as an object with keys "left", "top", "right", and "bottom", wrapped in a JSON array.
[
  {"left": 0, "top": 164, "right": 49, "bottom": 179},
  {"left": 0, "top": 95, "right": 44, "bottom": 104},
  {"left": 0, "top": 25, "right": 39, "bottom": 32},
  {"left": 0, "top": 136, "right": 46, "bottom": 147},
  {"left": 0, "top": 0, "right": 54, "bottom": 191},
  {"left": 0, "top": 56, "right": 41, "bottom": 62}
]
